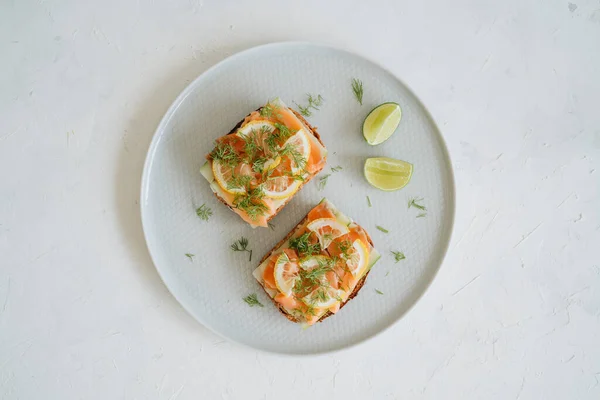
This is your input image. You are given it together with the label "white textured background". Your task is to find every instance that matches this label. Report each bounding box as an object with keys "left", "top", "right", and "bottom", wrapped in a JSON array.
[{"left": 1, "top": 0, "right": 599, "bottom": 399}]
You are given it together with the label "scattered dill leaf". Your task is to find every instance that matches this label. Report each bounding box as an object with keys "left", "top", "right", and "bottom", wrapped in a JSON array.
[
  {"left": 385, "top": 271, "right": 390, "bottom": 277},
  {"left": 318, "top": 173, "right": 331, "bottom": 191},
  {"left": 351, "top": 78, "right": 364, "bottom": 105},
  {"left": 331, "top": 165, "right": 343, "bottom": 173},
  {"left": 375, "top": 289, "right": 384, "bottom": 295},
  {"left": 376, "top": 225, "right": 389, "bottom": 233},
  {"left": 294, "top": 102, "right": 312, "bottom": 117},
  {"left": 231, "top": 236, "right": 253, "bottom": 261},
  {"left": 367, "top": 196, "right": 372, "bottom": 207},
  {"left": 196, "top": 204, "right": 213, "bottom": 221},
  {"left": 243, "top": 293, "right": 264, "bottom": 307},
  {"left": 391, "top": 251, "right": 405, "bottom": 263},
  {"left": 295, "top": 94, "right": 324, "bottom": 117},
  {"left": 185, "top": 253, "right": 195, "bottom": 261},
  {"left": 417, "top": 213, "right": 427, "bottom": 218},
  {"left": 408, "top": 197, "right": 426, "bottom": 211},
  {"left": 308, "top": 94, "right": 323, "bottom": 108}
]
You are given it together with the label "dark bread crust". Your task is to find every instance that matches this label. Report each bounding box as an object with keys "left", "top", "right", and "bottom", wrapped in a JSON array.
[
  {"left": 257, "top": 208, "right": 375, "bottom": 324},
  {"left": 209, "top": 106, "right": 327, "bottom": 225}
]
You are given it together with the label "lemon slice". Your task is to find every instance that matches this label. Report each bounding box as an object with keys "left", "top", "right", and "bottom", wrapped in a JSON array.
[
  {"left": 364, "top": 157, "right": 413, "bottom": 191},
  {"left": 282, "top": 129, "right": 311, "bottom": 173},
  {"left": 274, "top": 252, "right": 299, "bottom": 296},
  {"left": 212, "top": 160, "right": 247, "bottom": 194},
  {"left": 262, "top": 156, "right": 281, "bottom": 171},
  {"left": 236, "top": 120, "right": 276, "bottom": 139},
  {"left": 345, "top": 239, "right": 370, "bottom": 277},
  {"left": 307, "top": 218, "right": 350, "bottom": 250},
  {"left": 262, "top": 176, "right": 302, "bottom": 199},
  {"left": 362, "top": 102, "right": 402, "bottom": 145}
]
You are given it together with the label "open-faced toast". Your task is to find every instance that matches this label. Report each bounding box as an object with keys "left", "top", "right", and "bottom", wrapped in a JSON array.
[
  {"left": 200, "top": 99, "right": 327, "bottom": 228},
  {"left": 252, "top": 199, "right": 381, "bottom": 326}
]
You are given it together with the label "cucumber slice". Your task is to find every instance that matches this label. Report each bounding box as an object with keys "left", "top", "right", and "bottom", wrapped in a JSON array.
[{"left": 200, "top": 161, "right": 214, "bottom": 182}]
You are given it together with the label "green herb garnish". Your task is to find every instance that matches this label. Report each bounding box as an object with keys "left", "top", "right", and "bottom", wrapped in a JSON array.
[
  {"left": 195, "top": 204, "right": 213, "bottom": 221},
  {"left": 417, "top": 213, "right": 427, "bottom": 218},
  {"left": 243, "top": 293, "right": 264, "bottom": 307},
  {"left": 318, "top": 174, "right": 331, "bottom": 191},
  {"left": 367, "top": 196, "right": 372, "bottom": 207},
  {"left": 260, "top": 102, "right": 274, "bottom": 118},
  {"left": 331, "top": 165, "right": 343, "bottom": 173},
  {"left": 294, "top": 94, "right": 324, "bottom": 117},
  {"left": 233, "top": 187, "right": 268, "bottom": 221},
  {"left": 280, "top": 144, "right": 307, "bottom": 170},
  {"left": 351, "top": 78, "right": 364, "bottom": 105},
  {"left": 210, "top": 142, "right": 240, "bottom": 167},
  {"left": 408, "top": 197, "right": 426, "bottom": 211},
  {"left": 376, "top": 225, "right": 389, "bottom": 233},
  {"left": 227, "top": 174, "right": 253, "bottom": 191},
  {"left": 289, "top": 232, "right": 321, "bottom": 257},
  {"left": 185, "top": 253, "right": 195, "bottom": 261},
  {"left": 391, "top": 251, "right": 405, "bottom": 263},
  {"left": 252, "top": 156, "right": 267, "bottom": 173},
  {"left": 231, "top": 236, "right": 253, "bottom": 261},
  {"left": 375, "top": 289, "right": 384, "bottom": 295}
]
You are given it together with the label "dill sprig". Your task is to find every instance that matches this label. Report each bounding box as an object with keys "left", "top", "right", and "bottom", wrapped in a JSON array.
[
  {"left": 241, "top": 130, "right": 264, "bottom": 161},
  {"left": 273, "top": 122, "right": 294, "bottom": 141},
  {"left": 367, "top": 196, "right": 372, "bottom": 207},
  {"left": 376, "top": 225, "right": 389, "bottom": 233},
  {"left": 408, "top": 197, "right": 426, "bottom": 211},
  {"left": 185, "top": 253, "right": 195, "bottom": 261},
  {"left": 417, "top": 213, "right": 427, "bottom": 218},
  {"left": 280, "top": 144, "right": 307, "bottom": 170},
  {"left": 351, "top": 78, "right": 364, "bottom": 105},
  {"left": 300, "top": 259, "right": 333, "bottom": 284},
  {"left": 243, "top": 293, "right": 264, "bottom": 307},
  {"left": 252, "top": 156, "right": 267, "bottom": 173},
  {"left": 331, "top": 165, "right": 343, "bottom": 173},
  {"left": 318, "top": 173, "right": 331, "bottom": 191},
  {"left": 391, "top": 251, "right": 405, "bottom": 263},
  {"left": 289, "top": 232, "right": 321, "bottom": 257},
  {"left": 195, "top": 204, "right": 213, "bottom": 221},
  {"left": 233, "top": 187, "right": 268, "bottom": 221},
  {"left": 375, "top": 289, "right": 384, "bottom": 295},
  {"left": 294, "top": 94, "right": 324, "bottom": 117},
  {"left": 210, "top": 142, "right": 240, "bottom": 167},
  {"left": 260, "top": 103, "right": 274, "bottom": 118},
  {"left": 227, "top": 174, "right": 253, "bottom": 191},
  {"left": 231, "top": 236, "right": 253, "bottom": 261}
]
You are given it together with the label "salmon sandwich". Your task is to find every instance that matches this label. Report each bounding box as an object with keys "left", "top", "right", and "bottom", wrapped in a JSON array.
[
  {"left": 252, "top": 199, "right": 381, "bottom": 326},
  {"left": 200, "top": 99, "right": 328, "bottom": 228}
]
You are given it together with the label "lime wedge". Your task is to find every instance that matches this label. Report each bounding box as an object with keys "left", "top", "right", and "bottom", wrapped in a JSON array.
[
  {"left": 362, "top": 102, "right": 402, "bottom": 145},
  {"left": 364, "top": 157, "right": 413, "bottom": 191}
]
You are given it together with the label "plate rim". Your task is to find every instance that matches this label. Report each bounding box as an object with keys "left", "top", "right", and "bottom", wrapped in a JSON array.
[{"left": 140, "top": 41, "right": 456, "bottom": 356}]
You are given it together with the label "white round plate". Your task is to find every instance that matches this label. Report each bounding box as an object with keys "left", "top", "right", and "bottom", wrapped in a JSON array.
[{"left": 141, "top": 42, "right": 455, "bottom": 355}]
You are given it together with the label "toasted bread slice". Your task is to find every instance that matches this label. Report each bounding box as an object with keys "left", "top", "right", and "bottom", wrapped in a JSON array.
[
  {"left": 252, "top": 199, "right": 381, "bottom": 326},
  {"left": 200, "top": 100, "right": 327, "bottom": 228}
]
